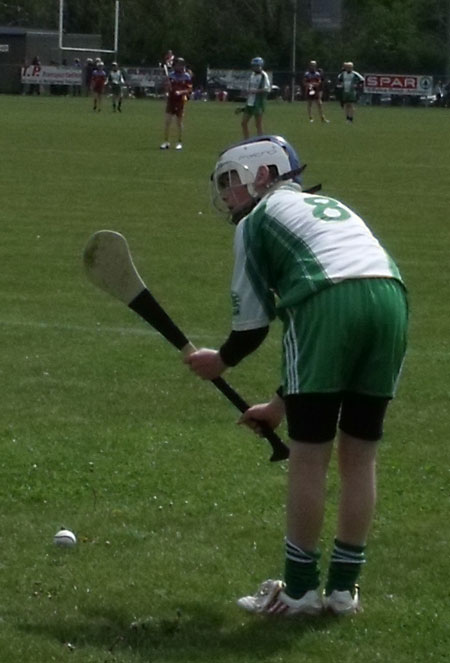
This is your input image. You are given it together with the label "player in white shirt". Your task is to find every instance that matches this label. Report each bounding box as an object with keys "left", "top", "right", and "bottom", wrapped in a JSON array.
[
  {"left": 107, "top": 62, "right": 125, "bottom": 112},
  {"left": 185, "top": 135, "right": 408, "bottom": 616},
  {"left": 240, "top": 57, "right": 271, "bottom": 138},
  {"left": 336, "top": 61, "right": 364, "bottom": 122}
]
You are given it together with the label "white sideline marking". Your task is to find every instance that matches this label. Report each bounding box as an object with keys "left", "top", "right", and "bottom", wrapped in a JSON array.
[
  {"left": 0, "top": 318, "right": 215, "bottom": 342},
  {"left": 0, "top": 319, "right": 447, "bottom": 358}
]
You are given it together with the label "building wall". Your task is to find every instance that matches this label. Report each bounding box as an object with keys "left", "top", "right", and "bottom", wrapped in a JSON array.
[
  {"left": 0, "top": 32, "right": 26, "bottom": 92},
  {"left": 0, "top": 27, "right": 103, "bottom": 93}
]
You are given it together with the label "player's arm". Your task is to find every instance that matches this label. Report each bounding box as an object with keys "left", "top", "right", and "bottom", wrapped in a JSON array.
[
  {"left": 184, "top": 326, "right": 268, "bottom": 380},
  {"left": 247, "top": 75, "right": 258, "bottom": 94},
  {"left": 254, "top": 73, "right": 271, "bottom": 95},
  {"left": 239, "top": 391, "right": 286, "bottom": 433},
  {"left": 178, "top": 79, "right": 192, "bottom": 96},
  {"left": 219, "top": 326, "right": 269, "bottom": 366}
]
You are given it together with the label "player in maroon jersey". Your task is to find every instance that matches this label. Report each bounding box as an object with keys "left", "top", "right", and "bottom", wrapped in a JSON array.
[
  {"left": 160, "top": 57, "right": 193, "bottom": 150},
  {"left": 90, "top": 60, "right": 107, "bottom": 112},
  {"left": 303, "top": 60, "right": 329, "bottom": 124}
]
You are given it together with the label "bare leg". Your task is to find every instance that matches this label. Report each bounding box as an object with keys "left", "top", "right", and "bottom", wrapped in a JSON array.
[
  {"left": 163, "top": 113, "right": 172, "bottom": 142},
  {"left": 345, "top": 103, "right": 354, "bottom": 120},
  {"left": 241, "top": 113, "right": 250, "bottom": 138},
  {"left": 336, "top": 432, "right": 378, "bottom": 545},
  {"left": 176, "top": 115, "right": 184, "bottom": 143},
  {"left": 317, "top": 98, "right": 327, "bottom": 121},
  {"left": 287, "top": 440, "right": 334, "bottom": 551},
  {"left": 255, "top": 114, "right": 264, "bottom": 135}
]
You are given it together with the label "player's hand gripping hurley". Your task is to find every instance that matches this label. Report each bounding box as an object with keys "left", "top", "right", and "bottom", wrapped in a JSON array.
[{"left": 83, "top": 231, "right": 289, "bottom": 462}]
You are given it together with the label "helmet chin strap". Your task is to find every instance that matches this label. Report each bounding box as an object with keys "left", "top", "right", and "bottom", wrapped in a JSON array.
[{"left": 273, "top": 164, "right": 307, "bottom": 184}]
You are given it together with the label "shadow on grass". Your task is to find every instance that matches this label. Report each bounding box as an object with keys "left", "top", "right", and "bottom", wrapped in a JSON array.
[{"left": 18, "top": 600, "right": 339, "bottom": 661}]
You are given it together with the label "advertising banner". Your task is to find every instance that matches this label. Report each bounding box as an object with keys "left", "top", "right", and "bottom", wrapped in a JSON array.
[
  {"left": 123, "top": 67, "right": 166, "bottom": 89},
  {"left": 363, "top": 74, "right": 433, "bottom": 96},
  {"left": 21, "top": 65, "right": 82, "bottom": 86},
  {"left": 207, "top": 68, "right": 273, "bottom": 91}
]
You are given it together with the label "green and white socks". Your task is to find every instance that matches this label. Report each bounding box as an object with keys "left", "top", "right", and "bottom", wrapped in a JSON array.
[
  {"left": 284, "top": 539, "right": 321, "bottom": 599},
  {"left": 284, "top": 538, "right": 366, "bottom": 599},
  {"left": 325, "top": 538, "right": 366, "bottom": 595}
]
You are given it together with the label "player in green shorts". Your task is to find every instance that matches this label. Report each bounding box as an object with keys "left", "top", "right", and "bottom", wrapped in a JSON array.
[
  {"left": 107, "top": 62, "right": 125, "bottom": 112},
  {"left": 336, "top": 62, "right": 364, "bottom": 122},
  {"left": 240, "top": 57, "right": 271, "bottom": 138},
  {"left": 185, "top": 135, "right": 408, "bottom": 617}
]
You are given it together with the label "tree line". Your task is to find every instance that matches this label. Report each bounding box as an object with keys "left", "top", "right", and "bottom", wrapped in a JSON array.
[{"left": 1, "top": 0, "right": 449, "bottom": 76}]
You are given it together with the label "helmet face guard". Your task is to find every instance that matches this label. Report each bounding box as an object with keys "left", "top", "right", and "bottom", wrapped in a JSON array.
[
  {"left": 211, "top": 135, "right": 303, "bottom": 221},
  {"left": 210, "top": 161, "right": 255, "bottom": 216}
]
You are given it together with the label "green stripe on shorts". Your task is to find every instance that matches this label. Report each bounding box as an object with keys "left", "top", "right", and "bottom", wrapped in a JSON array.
[{"left": 279, "top": 278, "right": 408, "bottom": 397}]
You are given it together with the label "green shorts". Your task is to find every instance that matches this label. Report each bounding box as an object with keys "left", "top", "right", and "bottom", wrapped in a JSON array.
[
  {"left": 243, "top": 103, "right": 265, "bottom": 117},
  {"left": 280, "top": 278, "right": 408, "bottom": 397},
  {"left": 342, "top": 91, "right": 357, "bottom": 104}
]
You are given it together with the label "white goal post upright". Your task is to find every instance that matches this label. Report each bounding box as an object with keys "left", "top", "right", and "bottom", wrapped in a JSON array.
[{"left": 58, "top": 0, "right": 120, "bottom": 55}]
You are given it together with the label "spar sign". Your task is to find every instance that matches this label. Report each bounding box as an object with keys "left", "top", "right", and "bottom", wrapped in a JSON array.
[{"left": 364, "top": 74, "right": 433, "bottom": 96}]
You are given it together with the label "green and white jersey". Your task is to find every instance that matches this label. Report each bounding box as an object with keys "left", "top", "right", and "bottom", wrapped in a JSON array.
[
  {"left": 108, "top": 70, "right": 124, "bottom": 85},
  {"left": 246, "top": 71, "right": 271, "bottom": 108},
  {"left": 230, "top": 183, "right": 403, "bottom": 331},
  {"left": 339, "top": 70, "right": 364, "bottom": 93}
]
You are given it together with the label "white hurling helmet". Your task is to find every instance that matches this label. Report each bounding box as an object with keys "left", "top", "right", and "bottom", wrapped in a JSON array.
[{"left": 211, "top": 135, "right": 303, "bottom": 217}]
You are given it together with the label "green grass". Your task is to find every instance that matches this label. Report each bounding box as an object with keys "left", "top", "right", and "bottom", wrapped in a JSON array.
[{"left": 0, "top": 94, "right": 449, "bottom": 662}]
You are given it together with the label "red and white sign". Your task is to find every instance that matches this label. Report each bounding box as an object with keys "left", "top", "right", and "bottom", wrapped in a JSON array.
[
  {"left": 21, "top": 65, "right": 82, "bottom": 86},
  {"left": 364, "top": 74, "right": 433, "bottom": 96}
]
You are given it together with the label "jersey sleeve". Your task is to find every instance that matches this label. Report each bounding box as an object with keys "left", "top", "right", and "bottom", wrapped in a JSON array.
[
  {"left": 262, "top": 71, "right": 271, "bottom": 93},
  {"left": 230, "top": 220, "right": 276, "bottom": 331}
]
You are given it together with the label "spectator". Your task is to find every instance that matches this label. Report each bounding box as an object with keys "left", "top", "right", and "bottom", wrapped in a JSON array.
[
  {"left": 163, "top": 49, "right": 175, "bottom": 70},
  {"left": 84, "top": 58, "right": 94, "bottom": 95},
  {"left": 444, "top": 81, "right": 450, "bottom": 107},
  {"left": 434, "top": 80, "right": 443, "bottom": 107},
  {"left": 60, "top": 58, "right": 69, "bottom": 96},
  {"left": 72, "top": 57, "right": 82, "bottom": 96},
  {"left": 282, "top": 84, "right": 291, "bottom": 102},
  {"left": 28, "top": 55, "right": 41, "bottom": 95}
]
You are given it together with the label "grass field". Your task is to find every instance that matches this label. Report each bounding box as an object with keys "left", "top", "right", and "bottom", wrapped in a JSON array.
[{"left": 0, "top": 93, "right": 449, "bottom": 662}]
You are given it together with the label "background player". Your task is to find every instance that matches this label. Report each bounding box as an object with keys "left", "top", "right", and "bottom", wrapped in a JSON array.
[
  {"left": 240, "top": 57, "right": 271, "bottom": 139},
  {"left": 336, "top": 62, "right": 365, "bottom": 122},
  {"left": 107, "top": 61, "right": 125, "bottom": 112},
  {"left": 303, "top": 60, "right": 329, "bottom": 123},
  {"left": 159, "top": 57, "right": 193, "bottom": 150},
  {"left": 90, "top": 60, "right": 107, "bottom": 112}
]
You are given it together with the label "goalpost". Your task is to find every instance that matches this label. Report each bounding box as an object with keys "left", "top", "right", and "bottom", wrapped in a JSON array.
[{"left": 58, "top": 0, "right": 120, "bottom": 55}]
